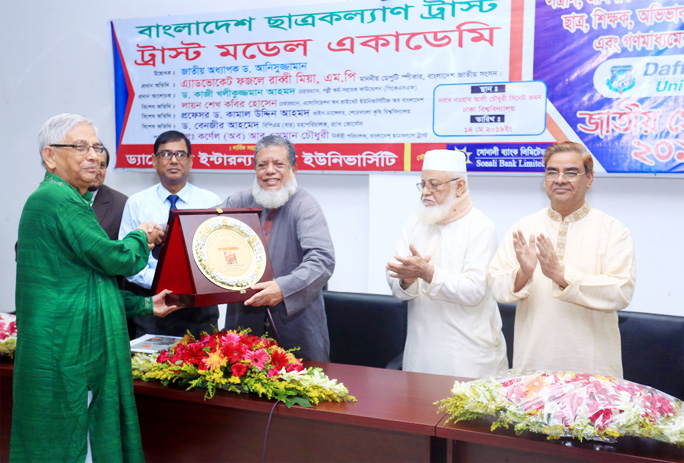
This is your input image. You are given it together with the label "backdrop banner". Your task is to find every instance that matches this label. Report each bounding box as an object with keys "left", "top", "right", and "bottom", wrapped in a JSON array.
[{"left": 111, "top": 0, "right": 684, "bottom": 174}]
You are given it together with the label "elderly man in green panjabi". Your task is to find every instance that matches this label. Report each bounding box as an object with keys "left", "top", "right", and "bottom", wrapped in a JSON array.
[{"left": 11, "top": 113, "right": 184, "bottom": 462}]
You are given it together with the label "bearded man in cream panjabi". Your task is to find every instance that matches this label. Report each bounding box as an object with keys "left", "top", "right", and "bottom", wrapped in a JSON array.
[{"left": 386, "top": 149, "right": 508, "bottom": 378}]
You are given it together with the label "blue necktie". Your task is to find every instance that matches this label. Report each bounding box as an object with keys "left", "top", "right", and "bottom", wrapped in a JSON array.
[
  {"left": 167, "top": 194, "right": 179, "bottom": 220},
  {"left": 153, "top": 194, "right": 179, "bottom": 259}
]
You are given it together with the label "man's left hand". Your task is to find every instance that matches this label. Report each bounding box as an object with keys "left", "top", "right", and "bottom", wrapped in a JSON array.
[
  {"left": 536, "top": 233, "right": 568, "bottom": 288},
  {"left": 245, "top": 281, "right": 284, "bottom": 307},
  {"left": 386, "top": 244, "right": 434, "bottom": 284},
  {"left": 152, "top": 289, "right": 185, "bottom": 318}
]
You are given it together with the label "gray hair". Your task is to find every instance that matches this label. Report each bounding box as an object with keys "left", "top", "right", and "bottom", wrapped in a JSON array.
[
  {"left": 38, "top": 113, "right": 96, "bottom": 166},
  {"left": 254, "top": 135, "right": 296, "bottom": 169}
]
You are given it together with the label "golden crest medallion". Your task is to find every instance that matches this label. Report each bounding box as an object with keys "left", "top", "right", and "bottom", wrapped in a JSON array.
[{"left": 192, "top": 216, "right": 266, "bottom": 290}]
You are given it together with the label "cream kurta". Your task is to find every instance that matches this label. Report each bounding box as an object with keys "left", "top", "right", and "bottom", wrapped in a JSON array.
[
  {"left": 488, "top": 204, "right": 636, "bottom": 378},
  {"left": 388, "top": 208, "right": 508, "bottom": 378}
]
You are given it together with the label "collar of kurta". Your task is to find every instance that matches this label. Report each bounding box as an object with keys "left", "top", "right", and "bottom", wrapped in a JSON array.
[
  {"left": 547, "top": 202, "right": 590, "bottom": 223},
  {"left": 44, "top": 172, "right": 93, "bottom": 203}
]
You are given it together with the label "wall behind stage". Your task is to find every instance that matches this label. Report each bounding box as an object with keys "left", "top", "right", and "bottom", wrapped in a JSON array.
[{"left": 1, "top": 0, "right": 682, "bottom": 317}]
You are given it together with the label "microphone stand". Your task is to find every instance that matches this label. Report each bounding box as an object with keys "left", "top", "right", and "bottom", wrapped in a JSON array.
[{"left": 264, "top": 306, "right": 281, "bottom": 345}]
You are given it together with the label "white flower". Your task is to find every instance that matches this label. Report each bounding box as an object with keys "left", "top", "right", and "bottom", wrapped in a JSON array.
[{"left": 279, "top": 367, "right": 350, "bottom": 397}]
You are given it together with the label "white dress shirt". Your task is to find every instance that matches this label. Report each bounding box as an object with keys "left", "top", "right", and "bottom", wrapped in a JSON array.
[{"left": 119, "top": 182, "right": 221, "bottom": 288}]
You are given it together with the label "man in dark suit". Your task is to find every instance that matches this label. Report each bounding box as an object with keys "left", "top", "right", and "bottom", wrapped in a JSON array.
[{"left": 90, "top": 148, "right": 128, "bottom": 240}]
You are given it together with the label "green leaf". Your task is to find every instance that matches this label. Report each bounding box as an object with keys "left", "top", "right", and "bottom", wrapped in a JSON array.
[{"left": 283, "top": 396, "right": 312, "bottom": 408}]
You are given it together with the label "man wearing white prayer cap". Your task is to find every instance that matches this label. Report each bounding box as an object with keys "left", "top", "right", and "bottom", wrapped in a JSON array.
[{"left": 386, "top": 149, "right": 508, "bottom": 378}]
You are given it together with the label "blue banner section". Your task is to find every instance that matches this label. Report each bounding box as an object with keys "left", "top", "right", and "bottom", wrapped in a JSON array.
[
  {"left": 534, "top": 0, "right": 684, "bottom": 174},
  {"left": 448, "top": 142, "right": 555, "bottom": 173},
  {"left": 111, "top": 23, "right": 129, "bottom": 150}
]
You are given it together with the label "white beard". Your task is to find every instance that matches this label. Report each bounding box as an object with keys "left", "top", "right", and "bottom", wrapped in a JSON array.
[
  {"left": 415, "top": 192, "right": 457, "bottom": 225},
  {"left": 252, "top": 176, "right": 298, "bottom": 209}
]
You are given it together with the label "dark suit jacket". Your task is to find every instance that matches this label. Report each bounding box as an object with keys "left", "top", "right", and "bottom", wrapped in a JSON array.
[{"left": 92, "top": 184, "right": 128, "bottom": 240}]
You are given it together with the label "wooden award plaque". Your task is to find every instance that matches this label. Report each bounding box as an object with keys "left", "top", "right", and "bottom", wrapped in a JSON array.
[{"left": 151, "top": 208, "right": 274, "bottom": 306}]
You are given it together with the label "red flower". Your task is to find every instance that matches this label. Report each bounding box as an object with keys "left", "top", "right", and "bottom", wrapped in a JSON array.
[
  {"left": 286, "top": 361, "right": 304, "bottom": 372},
  {"left": 169, "top": 345, "right": 187, "bottom": 364},
  {"left": 269, "top": 348, "right": 290, "bottom": 371},
  {"left": 589, "top": 408, "right": 613, "bottom": 429},
  {"left": 157, "top": 350, "right": 171, "bottom": 363},
  {"left": 200, "top": 333, "right": 219, "bottom": 350},
  {"left": 267, "top": 368, "right": 279, "bottom": 378},
  {"left": 244, "top": 348, "right": 269, "bottom": 371},
  {"left": 221, "top": 341, "right": 247, "bottom": 363},
  {"left": 0, "top": 319, "right": 16, "bottom": 340},
  {"left": 171, "top": 342, "right": 204, "bottom": 365},
  {"left": 649, "top": 393, "right": 674, "bottom": 416},
  {"left": 231, "top": 363, "right": 248, "bottom": 378},
  {"left": 261, "top": 338, "right": 277, "bottom": 349},
  {"left": 188, "top": 342, "right": 206, "bottom": 358},
  {"left": 241, "top": 334, "right": 261, "bottom": 348}
]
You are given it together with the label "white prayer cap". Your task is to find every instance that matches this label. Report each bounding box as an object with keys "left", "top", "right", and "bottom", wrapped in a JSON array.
[{"left": 422, "top": 149, "right": 467, "bottom": 174}]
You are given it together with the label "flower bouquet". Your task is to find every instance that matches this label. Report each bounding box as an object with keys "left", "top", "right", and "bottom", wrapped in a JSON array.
[
  {"left": 0, "top": 313, "right": 17, "bottom": 358},
  {"left": 436, "top": 370, "right": 684, "bottom": 446},
  {"left": 132, "top": 329, "right": 356, "bottom": 408}
]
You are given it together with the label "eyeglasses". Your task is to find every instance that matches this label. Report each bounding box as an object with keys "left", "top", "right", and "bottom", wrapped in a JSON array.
[
  {"left": 155, "top": 150, "right": 190, "bottom": 161},
  {"left": 415, "top": 178, "right": 459, "bottom": 193},
  {"left": 50, "top": 143, "right": 106, "bottom": 156},
  {"left": 256, "top": 160, "right": 290, "bottom": 171},
  {"left": 544, "top": 170, "right": 586, "bottom": 181}
]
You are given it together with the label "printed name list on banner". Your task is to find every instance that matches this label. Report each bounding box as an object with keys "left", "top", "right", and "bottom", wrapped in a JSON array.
[{"left": 111, "top": 0, "right": 683, "bottom": 174}]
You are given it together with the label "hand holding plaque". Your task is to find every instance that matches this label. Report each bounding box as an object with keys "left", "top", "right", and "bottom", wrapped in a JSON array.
[{"left": 244, "top": 281, "right": 284, "bottom": 307}]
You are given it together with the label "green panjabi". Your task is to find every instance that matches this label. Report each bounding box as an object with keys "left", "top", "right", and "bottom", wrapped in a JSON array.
[{"left": 12, "top": 172, "right": 152, "bottom": 462}]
